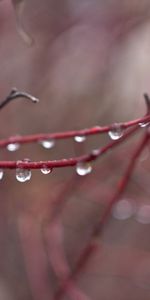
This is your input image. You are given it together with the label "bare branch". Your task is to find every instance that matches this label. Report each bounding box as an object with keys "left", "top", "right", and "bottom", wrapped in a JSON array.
[
  {"left": 144, "top": 93, "right": 150, "bottom": 114},
  {"left": 0, "top": 88, "right": 39, "bottom": 111},
  {"left": 0, "top": 125, "right": 139, "bottom": 170}
]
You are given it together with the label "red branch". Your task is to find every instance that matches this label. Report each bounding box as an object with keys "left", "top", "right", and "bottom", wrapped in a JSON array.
[
  {"left": 0, "top": 125, "right": 140, "bottom": 169},
  {"left": 54, "top": 129, "right": 150, "bottom": 300},
  {"left": 0, "top": 90, "right": 149, "bottom": 299},
  {"left": 0, "top": 90, "right": 149, "bottom": 171},
  {"left": 0, "top": 115, "right": 149, "bottom": 148}
]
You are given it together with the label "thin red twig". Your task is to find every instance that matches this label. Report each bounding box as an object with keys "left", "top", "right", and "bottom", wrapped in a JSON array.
[
  {"left": 0, "top": 90, "right": 149, "bottom": 171},
  {"left": 54, "top": 130, "right": 150, "bottom": 300},
  {"left": 0, "top": 125, "right": 139, "bottom": 170},
  {"left": 0, "top": 115, "right": 149, "bottom": 148}
]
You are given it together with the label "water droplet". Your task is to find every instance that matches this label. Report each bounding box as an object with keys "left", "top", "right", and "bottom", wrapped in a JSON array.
[
  {"left": 7, "top": 143, "right": 20, "bottom": 152},
  {"left": 0, "top": 169, "right": 4, "bottom": 180},
  {"left": 76, "top": 162, "right": 92, "bottom": 176},
  {"left": 74, "top": 135, "right": 86, "bottom": 143},
  {"left": 139, "top": 122, "right": 150, "bottom": 128},
  {"left": 108, "top": 124, "right": 123, "bottom": 140},
  {"left": 91, "top": 149, "right": 101, "bottom": 157},
  {"left": 16, "top": 159, "right": 31, "bottom": 183},
  {"left": 112, "top": 199, "right": 135, "bottom": 220},
  {"left": 16, "top": 168, "right": 31, "bottom": 182},
  {"left": 39, "top": 139, "right": 55, "bottom": 149},
  {"left": 41, "top": 166, "right": 52, "bottom": 174},
  {"left": 135, "top": 204, "right": 150, "bottom": 224}
]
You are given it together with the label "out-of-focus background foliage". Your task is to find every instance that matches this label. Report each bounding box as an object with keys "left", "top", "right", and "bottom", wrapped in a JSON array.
[{"left": 0, "top": 1, "right": 150, "bottom": 299}]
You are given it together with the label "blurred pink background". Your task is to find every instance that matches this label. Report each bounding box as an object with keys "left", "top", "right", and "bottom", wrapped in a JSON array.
[{"left": 0, "top": 1, "right": 150, "bottom": 299}]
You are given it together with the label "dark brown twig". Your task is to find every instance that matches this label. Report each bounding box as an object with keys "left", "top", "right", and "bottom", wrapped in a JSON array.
[{"left": 0, "top": 88, "right": 39, "bottom": 111}]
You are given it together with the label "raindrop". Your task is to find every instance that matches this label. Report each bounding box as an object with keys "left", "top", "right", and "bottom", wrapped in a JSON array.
[
  {"left": 139, "top": 122, "right": 150, "bottom": 128},
  {"left": 76, "top": 162, "right": 92, "bottom": 176},
  {"left": 112, "top": 199, "right": 135, "bottom": 220},
  {"left": 7, "top": 143, "right": 20, "bottom": 152},
  {"left": 16, "top": 168, "right": 31, "bottom": 182},
  {"left": 108, "top": 124, "right": 123, "bottom": 140},
  {"left": 0, "top": 169, "right": 4, "bottom": 180},
  {"left": 74, "top": 135, "right": 86, "bottom": 143},
  {"left": 39, "top": 139, "right": 55, "bottom": 149},
  {"left": 41, "top": 166, "right": 52, "bottom": 174},
  {"left": 91, "top": 149, "right": 101, "bottom": 157},
  {"left": 135, "top": 204, "right": 150, "bottom": 224},
  {"left": 16, "top": 159, "right": 31, "bottom": 183}
]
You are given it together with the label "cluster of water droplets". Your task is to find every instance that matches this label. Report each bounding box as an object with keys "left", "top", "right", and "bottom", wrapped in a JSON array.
[
  {"left": 5, "top": 120, "right": 150, "bottom": 156},
  {"left": 0, "top": 161, "right": 92, "bottom": 181},
  {"left": 1, "top": 125, "right": 126, "bottom": 180},
  {"left": 5, "top": 135, "right": 87, "bottom": 152},
  {"left": 5, "top": 135, "right": 89, "bottom": 152},
  {"left": 0, "top": 138, "right": 55, "bottom": 182},
  {"left": 15, "top": 160, "right": 53, "bottom": 182},
  {"left": 5, "top": 138, "right": 56, "bottom": 153},
  {"left": 108, "top": 124, "right": 124, "bottom": 140}
]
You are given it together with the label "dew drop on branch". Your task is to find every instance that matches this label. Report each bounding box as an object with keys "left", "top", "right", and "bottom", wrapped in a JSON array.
[
  {"left": 0, "top": 169, "right": 4, "bottom": 180},
  {"left": 16, "top": 159, "right": 31, "bottom": 183},
  {"left": 76, "top": 162, "right": 92, "bottom": 176},
  {"left": 7, "top": 143, "right": 20, "bottom": 152},
  {"left": 74, "top": 135, "right": 86, "bottom": 143},
  {"left": 16, "top": 168, "right": 31, "bottom": 182},
  {"left": 139, "top": 122, "right": 150, "bottom": 128},
  {"left": 108, "top": 124, "right": 123, "bottom": 140},
  {"left": 39, "top": 139, "right": 55, "bottom": 149},
  {"left": 41, "top": 166, "right": 52, "bottom": 174}
]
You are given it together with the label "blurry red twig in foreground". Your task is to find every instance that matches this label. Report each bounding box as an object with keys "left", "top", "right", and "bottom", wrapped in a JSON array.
[{"left": 54, "top": 127, "right": 150, "bottom": 300}]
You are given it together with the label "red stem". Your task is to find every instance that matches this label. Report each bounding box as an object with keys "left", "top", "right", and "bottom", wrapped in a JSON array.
[
  {"left": 0, "top": 115, "right": 149, "bottom": 148},
  {"left": 0, "top": 125, "right": 139, "bottom": 170},
  {"left": 54, "top": 131, "right": 149, "bottom": 300}
]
